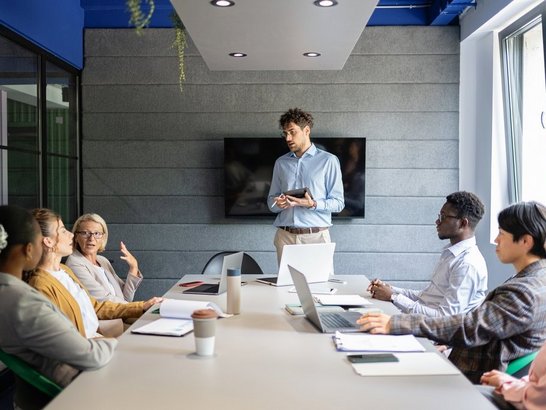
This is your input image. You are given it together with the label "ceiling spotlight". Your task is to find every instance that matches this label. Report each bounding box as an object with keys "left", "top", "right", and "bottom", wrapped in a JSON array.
[
  {"left": 229, "top": 52, "right": 247, "bottom": 57},
  {"left": 313, "top": 0, "right": 338, "bottom": 7},
  {"left": 303, "top": 52, "right": 321, "bottom": 57},
  {"left": 210, "top": 0, "right": 235, "bottom": 7}
]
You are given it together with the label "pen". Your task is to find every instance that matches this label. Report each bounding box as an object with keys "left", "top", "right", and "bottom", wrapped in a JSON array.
[
  {"left": 271, "top": 194, "right": 286, "bottom": 209},
  {"left": 328, "top": 278, "right": 347, "bottom": 284}
]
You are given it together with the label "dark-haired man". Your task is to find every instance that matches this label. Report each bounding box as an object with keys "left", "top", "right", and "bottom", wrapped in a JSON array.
[
  {"left": 268, "top": 108, "right": 344, "bottom": 263},
  {"left": 368, "top": 191, "right": 488, "bottom": 317},
  {"left": 358, "top": 201, "right": 546, "bottom": 384}
]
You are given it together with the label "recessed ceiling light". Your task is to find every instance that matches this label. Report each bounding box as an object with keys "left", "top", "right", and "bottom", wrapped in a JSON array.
[
  {"left": 229, "top": 52, "right": 247, "bottom": 57},
  {"left": 303, "top": 52, "right": 321, "bottom": 57},
  {"left": 210, "top": 0, "right": 235, "bottom": 7},
  {"left": 313, "top": 0, "right": 338, "bottom": 7}
]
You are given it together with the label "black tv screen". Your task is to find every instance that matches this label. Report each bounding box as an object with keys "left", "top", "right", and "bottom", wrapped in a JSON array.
[{"left": 224, "top": 137, "right": 365, "bottom": 218}]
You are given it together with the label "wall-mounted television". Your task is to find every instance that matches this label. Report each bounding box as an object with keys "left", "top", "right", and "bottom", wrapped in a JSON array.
[{"left": 224, "top": 137, "right": 366, "bottom": 218}]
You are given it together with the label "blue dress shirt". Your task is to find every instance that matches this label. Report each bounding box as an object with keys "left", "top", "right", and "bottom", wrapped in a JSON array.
[{"left": 268, "top": 143, "right": 344, "bottom": 228}]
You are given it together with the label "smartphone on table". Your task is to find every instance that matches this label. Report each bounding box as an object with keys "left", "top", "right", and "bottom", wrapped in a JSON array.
[{"left": 347, "top": 353, "right": 399, "bottom": 363}]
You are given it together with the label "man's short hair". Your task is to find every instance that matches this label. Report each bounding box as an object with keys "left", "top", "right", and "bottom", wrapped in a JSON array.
[
  {"left": 446, "top": 191, "right": 485, "bottom": 230},
  {"left": 279, "top": 108, "right": 314, "bottom": 130},
  {"left": 498, "top": 201, "right": 546, "bottom": 258}
]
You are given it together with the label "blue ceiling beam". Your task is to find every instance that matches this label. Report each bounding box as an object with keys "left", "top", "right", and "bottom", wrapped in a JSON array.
[
  {"left": 368, "top": 7, "right": 429, "bottom": 26},
  {"left": 428, "top": 0, "right": 475, "bottom": 26}
]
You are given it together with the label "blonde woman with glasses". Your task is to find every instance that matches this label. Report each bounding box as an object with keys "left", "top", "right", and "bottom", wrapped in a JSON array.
[
  {"left": 28, "top": 209, "right": 162, "bottom": 338},
  {"left": 66, "top": 213, "right": 143, "bottom": 303}
]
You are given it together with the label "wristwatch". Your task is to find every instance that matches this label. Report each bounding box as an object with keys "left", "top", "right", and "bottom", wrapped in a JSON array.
[{"left": 390, "top": 292, "right": 397, "bottom": 303}]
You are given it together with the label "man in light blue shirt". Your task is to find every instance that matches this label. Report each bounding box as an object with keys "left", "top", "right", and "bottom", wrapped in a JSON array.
[
  {"left": 268, "top": 108, "right": 344, "bottom": 263},
  {"left": 368, "top": 191, "right": 488, "bottom": 317}
]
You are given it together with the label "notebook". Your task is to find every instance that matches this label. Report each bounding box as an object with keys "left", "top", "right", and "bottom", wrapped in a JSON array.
[
  {"left": 183, "top": 252, "right": 244, "bottom": 295},
  {"left": 256, "top": 242, "right": 336, "bottom": 287},
  {"left": 288, "top": 265, "right": 361, "bottom": 333}
]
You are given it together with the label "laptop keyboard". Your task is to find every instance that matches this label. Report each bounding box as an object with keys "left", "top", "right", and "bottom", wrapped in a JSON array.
[{"left": 320, "top": 312, "right": 355, "bottom": 328}]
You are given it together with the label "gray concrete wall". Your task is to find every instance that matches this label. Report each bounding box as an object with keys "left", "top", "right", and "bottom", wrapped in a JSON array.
[{"left": 82, "top": 26, "right": 461, "bottom": 300}]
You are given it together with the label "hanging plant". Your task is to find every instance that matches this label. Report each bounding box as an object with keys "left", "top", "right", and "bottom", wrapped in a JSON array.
[
  {"left": 171, "top": 12, "right": 187, "bottom": 93},
  {"left": 126, "top": 2, "right": 187, "bottom": 93},
  {"left": 126, "top": 0, "right": 155, "bottom": 35}
]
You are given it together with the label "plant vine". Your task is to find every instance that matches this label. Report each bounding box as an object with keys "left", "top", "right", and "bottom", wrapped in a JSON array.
[
  {"left": 126, "top": 0, "right": 155, "bottom": 35},
  {"left": 171, "top": 12, "right": 187, "bottom": 93},
  {"left": 126, "top": 2, "right": 187, "bottom": 93}
]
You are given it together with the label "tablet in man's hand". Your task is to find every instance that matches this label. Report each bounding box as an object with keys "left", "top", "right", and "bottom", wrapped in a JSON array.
[{"left": 283, "top": 187, "right": 313, "bottom": 199}]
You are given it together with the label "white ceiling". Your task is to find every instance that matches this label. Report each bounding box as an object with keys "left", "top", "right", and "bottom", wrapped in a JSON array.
[{"left": 171, "top": 0, "right": 379, "bottom": 71}]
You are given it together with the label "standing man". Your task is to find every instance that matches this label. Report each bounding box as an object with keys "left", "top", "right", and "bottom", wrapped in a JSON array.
[
  {"left": 368, "top": 191, "right": 488, "bottom": 317},
  {"left": 268, "top": 108, "right": 344, "bottom": 263},
  {"left": 358, "top": 201, "right": 546, "bottom": 383}
]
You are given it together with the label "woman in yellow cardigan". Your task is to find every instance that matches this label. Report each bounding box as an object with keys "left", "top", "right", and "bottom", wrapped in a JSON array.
[{"left": 28, "top": 208, "right": 162, "bottom": 338}]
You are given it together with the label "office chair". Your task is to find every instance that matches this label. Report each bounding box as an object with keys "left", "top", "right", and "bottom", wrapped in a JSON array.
[
  {"left": 0, "top": 349, "right": 62, "bottom": 398},
  {"left": 201, "top": 251, "right": 263, "bottom": 275},
  {"left": 506, "top": 351, "right": 538, "bottom": 378}
]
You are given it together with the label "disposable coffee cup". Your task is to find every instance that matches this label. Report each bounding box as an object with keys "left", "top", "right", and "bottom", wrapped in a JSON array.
[{"left": 191, "top": 309, "right": 218, "bottom": 356}]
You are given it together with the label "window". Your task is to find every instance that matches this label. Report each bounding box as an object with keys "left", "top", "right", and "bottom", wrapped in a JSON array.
[
  {"left": 0, "top": 30, "right": 80, "bottom": 222},
  {"left": 501, "top": 8, "right": 546, "bottom": 205}
]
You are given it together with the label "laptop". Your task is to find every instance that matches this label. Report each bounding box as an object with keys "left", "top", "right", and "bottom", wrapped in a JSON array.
[
  {"left": 183, "top": 252, "right": 244, "bottom": 295},
  {"left": 256, "top": 242, "right": 336, "bottom": 287},
  {"left": 288, "top": 265, "right": 361, "bottom": 333}
]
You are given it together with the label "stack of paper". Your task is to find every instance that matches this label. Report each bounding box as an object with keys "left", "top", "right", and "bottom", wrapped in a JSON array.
[
  {"left": 333, "top": 331, "right": 426, "bottom": 352},
  {"left": 351, "top": 352, "right": 460, "bottom": 376},
  {"left": 131, "top": 299, "right": 226, "bottom": 337},
  {"left": 313, "top": 294, "right": 371, "bottom": 306}
]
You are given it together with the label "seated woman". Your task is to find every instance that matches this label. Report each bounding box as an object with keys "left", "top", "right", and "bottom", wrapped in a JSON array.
[
  {"left": 28, "top": 208, "right": 162, "bottom": 338},
  {"left": 480, "top": 343, "right": 546, "bottom": 409},
  {"left": 65, "top": 213, "right": 142, "bottom": 303},
  {"left": 0, "top": 205, "right": 117, "bottom": 409}
]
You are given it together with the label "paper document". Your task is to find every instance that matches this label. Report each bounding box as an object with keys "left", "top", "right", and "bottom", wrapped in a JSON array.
[
  {"left": 159, "top": 299, "right": 228, "bottom": 319},
  {"left": 351, "top": 352, "right": 459, "bottom": 376},
  {"left": 314, "top": 294, "right": 371, "bottom": 306},
  {"left": 131, "top": 299, "right": 228, "bottom": 337},
  {"left": 289, "top": 284, "right": 338, "bottom": 295},
  {"left": 334, "top": 331, "right": 426, "bottom": 352},
  {"left": 131, "top": 318, "right": 193, "bottom": 337},
  {"left": 284, "top": 304, "right": 344, "bottom": 315}
]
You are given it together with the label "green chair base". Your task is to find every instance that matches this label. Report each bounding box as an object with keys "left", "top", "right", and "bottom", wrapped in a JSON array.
[{"left": 0, "top": 349, "right": 62, "bottom": 398}]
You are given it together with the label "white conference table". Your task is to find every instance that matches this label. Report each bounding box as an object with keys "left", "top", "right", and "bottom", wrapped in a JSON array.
[{"left": 46, "top": 275, "right": 496, "bottom": 410}]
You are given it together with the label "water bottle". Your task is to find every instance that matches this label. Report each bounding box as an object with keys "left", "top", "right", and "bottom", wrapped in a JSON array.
[{"left": 226, "top": 268, "right": 241, "bottom": 315}]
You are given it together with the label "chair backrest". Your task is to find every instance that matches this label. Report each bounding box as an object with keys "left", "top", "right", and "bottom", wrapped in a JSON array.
[
  {"left": 506, "top": 351, "right": 538, "bottom": 377},
  {"left": 0, "top": 349, "right": 63, "bottom": 398},
  {"left": 201, "top": 251, "right": 263, "bottom": 275}
]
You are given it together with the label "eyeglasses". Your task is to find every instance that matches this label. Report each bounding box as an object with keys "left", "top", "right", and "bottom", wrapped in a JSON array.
[
  {"left": 280, "top": 128, "right": 299, "bottom": 139},
  {"left": 437, "top": 213, "right": 459, "bottom": 223},
  {"left": 76, "top": 231, "right": 104, "bottom": 239}
]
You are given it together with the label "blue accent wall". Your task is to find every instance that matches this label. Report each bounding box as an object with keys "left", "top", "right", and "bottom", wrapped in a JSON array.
[{"left": 0, "top": 0, "right": 84, "bottom": 69}]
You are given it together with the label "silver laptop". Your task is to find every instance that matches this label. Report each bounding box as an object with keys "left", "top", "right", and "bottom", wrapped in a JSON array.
[
  {"left": 183, "top": 252, "right": 244, "bottom": 295},
  {"left": 288, "top": 265, "right": 361, "bottom": 333},
  {"left": 257, "top": 242, "right": 336, "bottom": 287}
]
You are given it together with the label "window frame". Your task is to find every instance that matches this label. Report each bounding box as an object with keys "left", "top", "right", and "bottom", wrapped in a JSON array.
[
  {"left": 0, "top": 24, "right": 82, "bottom": 220},
  {"left": 499, "top": 3, "right": 546, "bottom": 204}
]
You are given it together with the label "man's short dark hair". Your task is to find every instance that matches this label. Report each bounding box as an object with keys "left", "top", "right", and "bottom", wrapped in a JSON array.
[
  {"left": 446, "top": 191, "right": 485, "bottom": 230},
  {"left": 0, "top": 205, "right": 37, "bottom": 264},
  {"left": 279, "top": 108, "right": 314, "bottom": 130},
  {"left": 498, "top": 201, "right": 546, "bottom": 258}
]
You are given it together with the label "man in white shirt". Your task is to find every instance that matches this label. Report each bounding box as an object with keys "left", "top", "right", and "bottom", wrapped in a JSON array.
[{"left": 368, "top": 191, "right": 488, "bottom": 317}]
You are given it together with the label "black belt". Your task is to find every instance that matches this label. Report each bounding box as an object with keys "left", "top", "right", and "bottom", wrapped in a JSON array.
[{"left": 279, "top": 226, "right": 328, "bottom": 235}]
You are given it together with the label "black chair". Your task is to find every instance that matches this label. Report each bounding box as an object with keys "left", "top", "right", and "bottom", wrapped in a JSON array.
[{"left": 201, "top": 251, "right": 263, "bottom": 275}]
